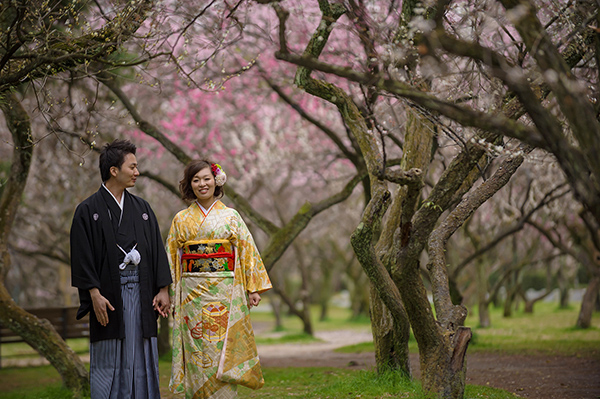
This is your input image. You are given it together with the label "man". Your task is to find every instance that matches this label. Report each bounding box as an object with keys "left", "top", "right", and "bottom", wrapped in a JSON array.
[{"left": 71, "top": 139, "right": 172, "bottom": 398}]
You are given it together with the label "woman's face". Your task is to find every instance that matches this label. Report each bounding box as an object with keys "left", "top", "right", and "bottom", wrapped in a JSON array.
[{"left": 191, "top": 167, "right": 216, "bottom": 204}]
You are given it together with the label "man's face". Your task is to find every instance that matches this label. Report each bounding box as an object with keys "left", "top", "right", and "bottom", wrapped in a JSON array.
[{"left": 110, "top": 153, "right": 139, "bottom": 189}]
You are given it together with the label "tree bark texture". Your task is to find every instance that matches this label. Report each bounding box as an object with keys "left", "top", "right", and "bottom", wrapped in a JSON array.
[
  {"left": 285, "top": 1, "right": 415, "bottom": 371},
  {"left": 0, "top": 1, "right": 155, "bottom": 91},
  {"left": 389, "top": 133, "right": 499, "bottom": 398},
  {"left": 0, "top": 92, "right": 89, "bottom": 396},
  {"left": 369, "top": 108, "right": 433, "bottom": 374},
  {"left": 274, "top": 1, "right": 490, "bottom": 396},
  {"left": 351, "top": 187, "right": 412, "bottom": 377},
  {"left": 498, "top": 0, "right": 600, "bottom": 241},
  {"left": 368, "top": 284, "right": 410, "bottom": 376},
  {"left": 577, "top": 275, "right": 600, "bottom": 329},
  {"left": 263, "top": 0, "right": 545, "bottom": 397}
]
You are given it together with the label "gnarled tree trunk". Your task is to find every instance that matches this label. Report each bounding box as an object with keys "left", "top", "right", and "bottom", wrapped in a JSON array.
[
  {"left": 369, "top": 108, "right": 436, "bottom": 374},
  {"left": 577, "top": 275, "right": 600, "bottom": 329},
  {"left": 0, "top": 92, "right": 89, "bottom": 396}
]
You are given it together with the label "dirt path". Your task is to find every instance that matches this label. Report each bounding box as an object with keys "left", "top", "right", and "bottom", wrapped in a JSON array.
[
  {"left": 257, "top": 330, "right": 600, "bottom": 399},
  {"left": 3, "top": 329, "right": 598, "bottom": 398}
]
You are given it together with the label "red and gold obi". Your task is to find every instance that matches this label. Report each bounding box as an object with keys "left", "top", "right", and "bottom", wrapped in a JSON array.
[{"left": 181, "top": 240, "right": 235, "bottom": 273}]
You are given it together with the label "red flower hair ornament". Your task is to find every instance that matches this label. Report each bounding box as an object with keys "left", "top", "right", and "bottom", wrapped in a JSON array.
[{"left": 211, "top": 163, "right": 227, "bottom": 187}]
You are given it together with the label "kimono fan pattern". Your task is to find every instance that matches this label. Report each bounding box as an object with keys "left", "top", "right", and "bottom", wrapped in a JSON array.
[{"left": 167, "top": 201, "right": 272, "bottom": 399}]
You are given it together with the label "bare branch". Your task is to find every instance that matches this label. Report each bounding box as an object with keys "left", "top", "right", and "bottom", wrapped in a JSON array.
[{"left": 451, "top": 183, "right": 571, "bottom": 279}]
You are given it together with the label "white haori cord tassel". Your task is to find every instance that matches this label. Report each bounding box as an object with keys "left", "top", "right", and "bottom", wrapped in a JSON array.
[{"left": 117, "top": 243, "right": 141, "bottom": 270}]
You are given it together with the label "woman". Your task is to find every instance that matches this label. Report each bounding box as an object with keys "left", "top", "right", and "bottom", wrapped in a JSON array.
[{"left": 167, "top": 160, "right": 272, "bottom": 398}]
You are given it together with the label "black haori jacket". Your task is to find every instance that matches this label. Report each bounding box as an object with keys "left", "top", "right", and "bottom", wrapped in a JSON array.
[{"left": 70, "top": 187, "right": 172, "bottom": 343}]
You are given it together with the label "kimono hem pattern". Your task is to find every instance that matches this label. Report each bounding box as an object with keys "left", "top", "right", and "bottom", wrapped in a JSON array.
[{"left": 167, "top": 201, "right": 272, "bottom": 399}]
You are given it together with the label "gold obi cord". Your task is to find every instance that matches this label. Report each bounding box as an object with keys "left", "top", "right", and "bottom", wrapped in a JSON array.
[{"left": 181, "top": 240, "right": 235, "bottom": 272}]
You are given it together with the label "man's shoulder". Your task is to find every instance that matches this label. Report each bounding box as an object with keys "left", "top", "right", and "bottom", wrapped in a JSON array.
[
  {"left": 126, "top": 191, "right": 152, "bottom": 209},
  {"left": 74, "top": 189, "right": 101, "bottom": 212},
  {"left": 125, "top": 191, "right": 162, "bottom": 225}
]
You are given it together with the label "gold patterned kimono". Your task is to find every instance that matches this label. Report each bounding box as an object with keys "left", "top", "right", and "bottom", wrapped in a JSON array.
[{"left": 167, "top": 201, "right": 272, "bottom": 399}]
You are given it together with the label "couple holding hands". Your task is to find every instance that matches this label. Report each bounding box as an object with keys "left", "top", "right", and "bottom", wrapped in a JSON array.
[{"left": 71, "top": 139, "right": 271, "bottom": 399}]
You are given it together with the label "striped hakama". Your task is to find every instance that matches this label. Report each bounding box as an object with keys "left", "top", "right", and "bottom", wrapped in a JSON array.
[{"left": 90, "top": 269, "right": 161, "bottom": 399}]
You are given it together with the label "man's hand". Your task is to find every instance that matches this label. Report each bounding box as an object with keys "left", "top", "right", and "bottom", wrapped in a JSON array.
[
  {"left": 248, "top": 292, "right": 261, "bottom": 309},
  {"left": 90, "top": 288, "right": 115, "bottom": 327},
  {"left": 153, "top": 286, "right": 170, "bottom": 318}
]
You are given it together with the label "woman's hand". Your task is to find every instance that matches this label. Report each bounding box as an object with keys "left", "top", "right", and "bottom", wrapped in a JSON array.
[
  {"left": 153, "top": 286, "right": 171, "bottom": 318},
  {"left": 248, "top": 292, "right": 261, "bottom": 309}
]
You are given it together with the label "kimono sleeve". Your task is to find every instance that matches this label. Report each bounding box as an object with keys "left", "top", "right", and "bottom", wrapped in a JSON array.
[
  {"left": 231, "top": 210, "right": 272, "bottom": 294},
  {"left": 70, "top": 203, "right": 101, "bottom": 291},
  {"left": 147, "top": 205, "right": 172, "bottom": 289},
  {"left": 70, "top": 203, "right": 101, "bottom": 319},
  {"left": 165, "top": 212, "right": 186, "bottom": 298}
]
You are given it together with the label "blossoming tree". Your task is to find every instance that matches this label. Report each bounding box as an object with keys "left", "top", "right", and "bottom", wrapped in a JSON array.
[{"left": 250, "top": 0, "right": 599, "bottom": 397}]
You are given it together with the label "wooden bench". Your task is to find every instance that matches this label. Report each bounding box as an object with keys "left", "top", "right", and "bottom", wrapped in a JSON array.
[{"left": 0, "top": 306, "right": 89, "bottom": 368}]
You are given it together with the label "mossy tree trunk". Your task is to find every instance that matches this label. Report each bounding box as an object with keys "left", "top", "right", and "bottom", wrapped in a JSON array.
[
  {"left": 0, "top": 2, "right": 160, "bottom": 395},
  {"left": 578, "top": 275, "right": 600, "bottom": 329},
  {"left": 369, "top": 109, "right": 436, "bottom": 374},
  {"left": 267, "top": 0, "right": 529, "bottom": 396},
  {"left": 259, "top": 0, "right": 599, "bottom": 396},
  {"left": 272, "top": 1, "right": 495, "bottom": 396},
  {"left": 0, "top": 92, "right": 89, "bottom": 397}
]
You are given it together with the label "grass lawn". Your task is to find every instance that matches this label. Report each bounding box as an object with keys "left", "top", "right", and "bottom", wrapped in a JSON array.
[
  {"left": 466, "top": 303, "right": 600, "bottom": 357},
  {"left": 0, "top": 301, "right": 598, "bottom": 398},
  {"left": 340, "top": 301, "right": 600, "bottom": 358}
]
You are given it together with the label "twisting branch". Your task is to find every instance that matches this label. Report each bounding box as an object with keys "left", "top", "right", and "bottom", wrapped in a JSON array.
[
  {"left": 260, "top": 167, "right": 370, "bottom": 271},
  {"left": 383, "top": 167, "right": 423, "bottom": 186},
  {"left": 426, "top": 29, "right": 590, "bottom": 203},
  {"left": 451, "top": 182, "right": 570, "bottom": 279},
  {"left": 274, "top": 51, "right": 547, "bottom": 151},
  {"left": 272, "top": 3, "right": 290, "bottom": 54},
  {"left": 97, "top": 71, "right": 192, "bottom": 165},
  {"left": 427, "top": 145, "right": 532, "bottom": 326},
  {"left": 499, "top": 0, "right": 600, "bottom": 169},
  {"left": 257, "top": 65, "right": 360, "bottom": 165},
  {"left": 350, "top": 187, "right": 408, "bottom": 324},
  {"left": 0, "top": 0, "right": 156, "bottom": 91},
  {"left": 280, "top": 1, "right": 386, "bottom": 179},
  {"left": 527, "top": 220, "right": 591, "bottom": 269},
  {"left": 498, "top": 0, "right": 600, "bottom": 226}
]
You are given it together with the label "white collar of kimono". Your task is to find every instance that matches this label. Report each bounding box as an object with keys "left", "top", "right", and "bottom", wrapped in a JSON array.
[
  {"left": 102, "top": 183, "right": 124, "bottom": 211},
  {"left": 196, "top": 200, "right": 216, "bottom": 214}
]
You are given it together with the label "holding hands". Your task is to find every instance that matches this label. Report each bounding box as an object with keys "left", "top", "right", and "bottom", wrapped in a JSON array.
[
  {"left": 248, "top": 292, "right": 261, "bottom": 309},
  {"left": 153, "top": 286, "right": 171, "bottom": 318}
]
